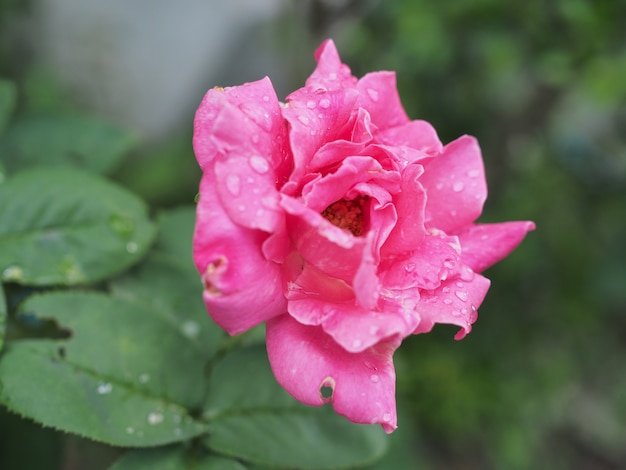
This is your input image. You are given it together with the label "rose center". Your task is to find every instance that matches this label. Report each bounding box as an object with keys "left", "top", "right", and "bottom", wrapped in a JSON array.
[{"left": 321, "top": 196, "right": 366, "bottom": 236}]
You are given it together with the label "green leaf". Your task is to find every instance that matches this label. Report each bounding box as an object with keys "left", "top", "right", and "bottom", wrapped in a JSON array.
[
  {"left": 0, "top": 292, "right": 209, "bottom": 446},
  {"left": 0, "top": 79, "right": 17, "bottom": 134},
  {"left": 153, "top": 207, "right": 197, "bottom": 273},
  {"left": 110, "top": 206, "right": 224, "bottom": 360},
  {"left": 0, "top": 283, "right": 6, "bottom": 352},
  {"left": 110, "top": 255, "right": 224, "bottom": 362},
  {"left": 204, "top": 345, "right": 388, "bottom": 469},
  {"left": 0, "top": 167, "right": 156, "bottom": 285},
  {"left": 0, "top": 113, "right": 135, "bottom": 175},
  {"left": 111, "top": 446, "right": 247, "bottom": 470}
]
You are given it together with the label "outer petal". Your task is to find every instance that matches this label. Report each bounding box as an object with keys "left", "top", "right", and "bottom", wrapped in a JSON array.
[
  {"left": 214, "top": 155, "right": 282, "bottom": 233},
  {"left": 356, "top": 71, "right": 410, "bottom": 131},
  {"left": 419, "top": 135, "right": 487, "bottom": 233},
  {"left": 266, "top": 314, "right": 400, "bottom": 433},
  {"left": 193, "top": 172, "right": 286, "bottom": 334},
  {"left": 414, "top": 273, "right": 491, "bottom": 340},
  {"left": 381, "top": 233, "right": 462, "bottom": 291},
  {"left": 308, "top": 39, "right": 358, "bottom": 92},
  {"left": 193, "top": 77, "right": 291, "bottom": 182},
  {"left": 376, "top": 120, "right": 443, "bottom": 156},
  {"left": 458, "top": 221, "right": 536, "bottom": 273}
]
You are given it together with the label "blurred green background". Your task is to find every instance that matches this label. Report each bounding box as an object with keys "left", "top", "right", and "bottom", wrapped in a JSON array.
[{"left": 1, "top": 0, "right": 625, "bottom": 469}]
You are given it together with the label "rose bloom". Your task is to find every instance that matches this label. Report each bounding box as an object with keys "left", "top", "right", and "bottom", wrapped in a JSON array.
[{"left": 193, "top": 40, "right": 534, "bottom": 432}]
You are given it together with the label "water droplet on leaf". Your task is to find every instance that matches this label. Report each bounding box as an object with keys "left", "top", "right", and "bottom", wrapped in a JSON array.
[
  {"left": 147, "top": 412, "right": 164, "bottom": 425},
  {"left": 97, "top": 382, "right": 112, "bottom": 394}
]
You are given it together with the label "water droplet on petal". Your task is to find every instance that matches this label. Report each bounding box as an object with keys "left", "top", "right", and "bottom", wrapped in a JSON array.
[
  {"left": 319, "top": 98, "right": 331, "bottom": 108},
  {"left": 404, "top": 262, "right": 416, "bottom": 273},
  {"left": 306, "top": 100, "right": 316, "bottom": 109},
  {"left": 370, "top": 374, "right": 380, "bottom": 383},
  {"left": 367, "top": 88, "right": 379, "bottom": 102},
  {"left": 328, "top": 72, "right": 337, "bottom": 80},
  {"left": 382, "top": 412, "right": 392, "bottom": 422},
  {"left": 468, "top": 169, "right": 481, "bottom": 178},
  {"left": 249, "top": 155, "right": 269, "bottom": 174},
  {"left": 442, "top": 287, "right": 451, "bottom": 294},
  {"left": 452, "top": 310, "right": 462, "bottom": 316},
  {"left": 443, "top": 298, "right": 453, "bottom": 305},
  {"left": 226, "top": 174, "right": 240, "bottom": 196},
  {"left": 297, "top": 115, "right": 309, "bottom": 125},
  {"left": 369, "top": 325, "right": 379, "bottom": 335},
  {"left": 352, "top": 339, "right": 362, "bottom": 349},
  {"left": 453, "top": 182, "right": 464, "bottom": 192},
  {"left": 455, "top": 291, "right": 469, "bottom": 302},
  {"left": 262, "top": 95, "right": 270, "bottom": 102},
  {"left": 456, "top": 281, "right": 464, "bottom": 288}
]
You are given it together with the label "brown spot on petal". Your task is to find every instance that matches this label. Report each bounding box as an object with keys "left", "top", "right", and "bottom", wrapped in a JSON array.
[
  {"left": 203, "top": 256, "right": 227, "bottom": 296},
  {"left": 321, "top": 196, "right": 367, "bottom": 236}
]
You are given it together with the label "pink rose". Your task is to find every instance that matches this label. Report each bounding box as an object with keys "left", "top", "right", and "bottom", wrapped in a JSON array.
[{"left": 193, "top": 39, "right": 534, "bottom": 433}]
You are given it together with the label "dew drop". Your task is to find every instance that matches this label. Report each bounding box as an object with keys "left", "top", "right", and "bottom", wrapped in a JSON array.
[
  {"left": 306, "top": 100, "right": 317, "bottom": 109},
  {"left": 382, "top": 412, "right": 392, "bottom": 422},
  {"left": 126, "top": 427, "right": 135, "bottom": 434},
  {"left": 404, "top": 262, "right": 416, "bottom": 273},
  {"left": 468, "top": 169, "right": 481, "bottom": 178},
  {"left": 181, "top": 321, "right": 200, "bottom": 338},
  {"left": 461, "top": 308, "right": 468, "bottom": 315},
  {"left": 352, "top": 339, "right": 362, "bottom": 349},
  {"left": 237, "top": 204, "right": 246, "bottom": 212},
  {"left": 138, "top": 373, "right": 150, "bottom": 384},
  {"left": 249, "top": 155, "right": 269, "bottom": 174},
  {"left": 328, "top": 72, "right": 337, "bottom": 80},
  {"left": 147, "top": 412, "right": 164, "bottom": 425},
  {"left": 97, "top": 382, "right": 112, "bottom": 395},
  {"left": 2, "top": 265, "right": 23, "bottom": 281},
  {"left": 262, "top": 95, "right": 270, "bottom": 102},
  {"left": 226, "top": 174, "right": 240, "bottom": 196},
  {"left": 460, "top": 266, "right": 474, "bottom": 281},
  {"left": 126, "top": 242, "right": 138, "bottom": 254},
  {"left": 452, "top": 310, "right": 462, "bottom": 317},
  {"left": 297, "top": 115, "right": 309, "bottom": 125},
  {"left": 453, "top": 182, "right": 465, "bottom": 192},
  {"left": 370, "top": 374, "right": 380, "bottom": 383},
  {"left": 443, "top": 298, "right": 453, "bottom": 305},
  {"left": 442, "top": 287, "right": 451, "bottom": 294},
  {"left": 319, "top": 98, "right": 331, "bottom": 108},
  {"left": 366, "top": 88, "right": 379, "bottom": 102},
  {"left": 456, "top": 281, "right": 464, "bottom": 288},
  {"left": 455, "top": 291, "right": 469, "bottom": 302},
  {"left": 369, "top": 325, "right": 379, "bottom": 335}
]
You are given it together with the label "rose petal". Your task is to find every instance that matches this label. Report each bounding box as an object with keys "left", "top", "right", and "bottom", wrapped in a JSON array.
[
  {"left": 193, "top": 172, "right": 286, "bottom": 334},
  {"left": 381, "top": 163, "right": 427, "bottom": 257},
  {"left": 381, "top": 232, "right": 462, "bottom": 291},
  {"left": 376, "top": 119, "right": 443, "bottom": 156},
  {"left": 419, "top": 135, "right": 487, "bottom": 233},
  {"left": 414, "top": 273, "right": 491, "bottom": 340},
  {"left": 357, "top": 71, "right": 410, "bottom": 131},
  {"left": 281, "top": 194, "right": 368, "bottom": 282},
  {"left": 214, "top": 155, "right": 282, "bottom": 232},
  {"left": 266, "top": 314, "right": 400, "bottom": 433},
  {"left": 193, "top": 77, "right": 291, "bottom": 181},
  {"left": 458, "top": 221, "right": 536, "bottom": 273},
  {"left": 308, "top": 39, "right": 358, "bottom": 92}
]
